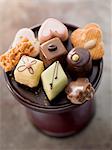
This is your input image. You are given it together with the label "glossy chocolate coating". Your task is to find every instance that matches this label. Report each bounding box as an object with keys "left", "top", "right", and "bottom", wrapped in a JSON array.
[
  {"left": 40, "top": 37, "right": 68, "bottom": 67},
  {"left": 67, "top": 48, "right": 92, "bottom": 77},
  {"left": 65, "top": 78, "right": 95, "bottom": 104}
]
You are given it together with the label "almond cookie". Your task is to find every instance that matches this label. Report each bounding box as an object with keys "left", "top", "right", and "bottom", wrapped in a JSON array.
[
  {"left": 0, "top": 38, "right": 38, "bottom": 72},
  {"left": 71, "top": 23, "right": 104, "bottom": 60}
]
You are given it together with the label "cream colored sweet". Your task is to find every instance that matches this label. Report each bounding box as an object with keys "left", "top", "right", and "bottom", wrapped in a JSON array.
[
  {"left": 41, "top": 61, "right": 68, "bottom": 101},
  {"left": 12, "top": 28, "right": 40, "bottom": 57},
  {"left": 14, "top": 55, "right": 44, "bottom": 88},
  {"left": 38, "top": 18, "right": 68, "bottom": 44}
]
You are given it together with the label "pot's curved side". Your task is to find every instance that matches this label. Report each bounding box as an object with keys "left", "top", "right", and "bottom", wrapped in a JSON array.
[{"left": 26, "top": 98, "right": 95, "bottom": 137}]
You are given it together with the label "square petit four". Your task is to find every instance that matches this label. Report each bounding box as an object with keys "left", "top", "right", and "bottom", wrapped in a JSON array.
[
  {"left": 40, "top": 37, "right": 68, "bottom": 67},
  {"left": 41, "top": 61, "right": 68, "bottom": 101},
  {"left": 14, "top": 55, "right": 44, "bottom": 88}
]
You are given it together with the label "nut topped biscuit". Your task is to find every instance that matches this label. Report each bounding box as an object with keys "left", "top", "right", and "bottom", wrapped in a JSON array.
[
  {"left": 12, "top": 28, "right": 40, "bottom": 57},
  {"left": 0, "top": 38, "right": 38, "bottom": 72},
  {"left": 71, "top": 23, "right": 104, "bottom": 60}
]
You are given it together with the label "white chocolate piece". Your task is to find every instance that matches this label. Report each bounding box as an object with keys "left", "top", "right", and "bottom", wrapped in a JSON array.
[
  {"left": 14, "top": 56, "right": 44, "bottom": 88},
  {"left": 38, "top": 18, "right": 68, "bottom": 44},
  {"left": 41, "top": 61, "right": 68, "bottom": 101},
  {"left": 12, "top": 28, "right": 40, "bottom": 57}
]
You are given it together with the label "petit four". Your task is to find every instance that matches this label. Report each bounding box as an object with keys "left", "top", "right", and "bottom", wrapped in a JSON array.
[
  {"left": 40, "top": 37, "right": 68, "bottom": 67},
  {"left": 71, "top": 23, "right": 104, "bottom": 60},
  {"left": 41, "top": 61, "right": 68, "bottom": 101},
  {"left": 12, "top": 28, "right": 40, "bottom": 57},
  {"left": 14, "top": 55, "right": 44, "bottom": 88},
  {"left": 67, "top": 48, "right": 92, "bottom": 77},
  {"left": 0, "top": 38, "right": 38, "bottom": 72},
  {"left": 65, "top": 78, "right": 95, "bottom": 104},
  {"left": 38, "top": 18, "right": 68, "bottom": 44}
]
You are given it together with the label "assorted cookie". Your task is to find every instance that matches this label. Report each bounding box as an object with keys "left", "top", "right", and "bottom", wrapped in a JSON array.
[
  {"left": 0, "top": 18, "right": 105, "bottom": 104},
  {"left": 71, "top": 23, "right": 104, "bottom": 60},
  {"left": 0, "top": 38, "right": 39, "bottom": 72},
  {"left": 12, "top": 28, "right": 40, "bottom": 57}
]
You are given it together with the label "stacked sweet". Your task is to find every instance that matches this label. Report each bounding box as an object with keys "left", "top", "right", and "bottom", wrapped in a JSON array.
[{"left": 0, "top": 18, "right": 104, "bottom": 104}]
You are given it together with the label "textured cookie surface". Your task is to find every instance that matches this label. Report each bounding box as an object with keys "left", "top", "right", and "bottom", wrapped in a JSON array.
[
  {"left": 0, "top": 38, "right": 38, "bottom": 72},
  {"left": 71, "top": 23, "right": 104, "bottom": 60}
]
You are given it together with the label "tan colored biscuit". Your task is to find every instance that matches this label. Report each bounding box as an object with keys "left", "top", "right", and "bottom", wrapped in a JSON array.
[
  {"left": 83, "top": 28, "right": 102, "bottom": 42},
  {"left": 0, "top": 38, "right": 37, "bottom": 72},
  {"left": 71, "top": 29, "right": 84, "bottom": 47},
  {"left": 70, "top": 23, "right": 104, "bottom": 60},
  {"left": 84, "top": 23, "right": 101, "bottom": 30},
  {"left": 89, "top": 42, "right": 104, "bottom": 60}
]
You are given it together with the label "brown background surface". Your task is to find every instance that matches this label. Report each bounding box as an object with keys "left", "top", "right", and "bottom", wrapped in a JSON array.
[{"left": 0, "top": 0, "right": 112, "bottom": 150}]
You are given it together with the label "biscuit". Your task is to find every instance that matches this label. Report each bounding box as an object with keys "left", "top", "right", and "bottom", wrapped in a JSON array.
[
  {"left": 0, "top": 38, "right": 38, "bottom": 72},
  {"left": 71, "top": 23, "right": 104, "bottom": 60},
  {"left": 12, "top": 28, "right": 40, "bottom": 57}
]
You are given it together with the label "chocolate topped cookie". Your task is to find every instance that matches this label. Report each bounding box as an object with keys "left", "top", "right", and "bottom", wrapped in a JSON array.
[{"left": 66, "top": 48, "right": 92, "bottom": 77}]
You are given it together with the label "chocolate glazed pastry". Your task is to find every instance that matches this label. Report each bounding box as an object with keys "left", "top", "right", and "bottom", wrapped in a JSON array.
[
  {"left": 40, "top": 37, "right": 68, "bottom": 67},
  {"left": 65, "top": 78, "right": 95, "bottom": 104},
  {"left": 67, "top": 48, "right": 92, "bottom": 77},
  {"left": 4, "top": 23, "right": 103, "bottom": 137}
]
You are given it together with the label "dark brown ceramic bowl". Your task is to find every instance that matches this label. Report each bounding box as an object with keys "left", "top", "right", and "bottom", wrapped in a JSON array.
[{"left": 4, "top": 23, "right": 103, "bottom": 137}]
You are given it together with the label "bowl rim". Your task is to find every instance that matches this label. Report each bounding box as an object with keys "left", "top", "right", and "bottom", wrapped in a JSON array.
[{"left": 4, "top": 23, "right": 103, "bottom": 113}]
